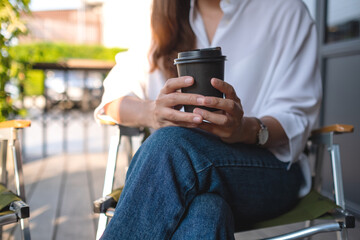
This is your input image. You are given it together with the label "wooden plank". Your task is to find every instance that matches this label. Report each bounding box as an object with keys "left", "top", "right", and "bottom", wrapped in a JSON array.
[
  {"left": 29, "top": 156, "right": 65, "bottom": 240},
  {"left": 86, "top": 153, "right": 107, "bottom": 200},
  {"left": 83, "top": 152, "right": 107, "bottom": 231},
  {"left": 54, "top": 154, "right": 96, "bottom": 240},
  {"left": 27, "top": 155, "right": 65, "bottom": 240},
  {"left": 311, "top": 124, "right": 354, "bottom": 135},
  {"left": 2, "top": 154, "right": 65, "bottom": 240},
  {"left": 0, "top": 120, "right": 31, "bottom": 129},
  {"left": 234, "top": 229, "right": 267, "bottom": 239}
]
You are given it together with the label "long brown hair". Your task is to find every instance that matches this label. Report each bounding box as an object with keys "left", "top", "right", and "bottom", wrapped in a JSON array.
[{"left": 149, "top": 0, "right": 196, "bottom": 79}]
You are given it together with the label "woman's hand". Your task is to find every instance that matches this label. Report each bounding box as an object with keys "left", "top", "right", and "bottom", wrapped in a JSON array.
[
  {"left": 193, "top": 78, "right": 247, "bottom": 143},
  {"left": 150, "top": 76, "right": 205, "bottom": 129}
]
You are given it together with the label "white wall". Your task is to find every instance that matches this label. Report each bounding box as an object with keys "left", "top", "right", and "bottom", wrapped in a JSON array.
[{"left": 102, "top": 0, "right": 152, "bottom": 51}]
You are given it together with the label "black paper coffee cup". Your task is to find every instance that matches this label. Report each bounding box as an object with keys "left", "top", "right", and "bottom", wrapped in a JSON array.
[{"left": 174, "top": 47, "right": 226, "bottom": 112}]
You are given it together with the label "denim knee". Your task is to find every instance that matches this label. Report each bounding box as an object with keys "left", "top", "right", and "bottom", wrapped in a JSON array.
[
  {"left": 146, "top": 127, "right": 195, "bottom": 147},
  {"left": 172, "top": 193, "right": 235, "bottom": 240},
  {"left": 192, "top": 193, "right": 234, "bottom": 225},
  {"left": 126, "top": 126, "right": 200, "bottom": 197},
  {"left": 135, "top": 126, "right": 213, "bottom": 172}
]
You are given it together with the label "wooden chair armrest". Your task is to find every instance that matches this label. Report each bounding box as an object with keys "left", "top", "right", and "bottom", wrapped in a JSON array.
[
  {"left": 311, "top": 124, "right": 354, "bottom": 136},
  {"left": 97, "top": 117, "right": 145, "bottom": 137},
  {"left": 99, "top": 119, "right": 117, "bottom": 126},
  {"left": 0, "top": 120, "right": 31, "bottom": 129}
]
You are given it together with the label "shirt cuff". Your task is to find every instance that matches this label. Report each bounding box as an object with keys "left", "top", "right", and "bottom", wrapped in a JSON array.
[{"left": 260, "top": 111, "right": 308, "bottom": 164}]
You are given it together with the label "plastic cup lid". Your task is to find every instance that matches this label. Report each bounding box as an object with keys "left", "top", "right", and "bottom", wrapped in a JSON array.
[{"left": 174, "top": 47, "right": 226, "bottom": 64}]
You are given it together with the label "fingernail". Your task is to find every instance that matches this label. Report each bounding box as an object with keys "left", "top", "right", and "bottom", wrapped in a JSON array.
[
  {"left": 193, "top": 108, "right": 202, "bottom": 115},
  {"left": 185, "top": 77, "right": 193, "bottom": 84},
  {"left": 193, "top": 116, "right": 202, "bottom": 123},
  {"left": 212, "top": 78, "right": 221, "bottom": 86},
  {"left": 197, "top": 97, "right": 204, "bottom": 104}
]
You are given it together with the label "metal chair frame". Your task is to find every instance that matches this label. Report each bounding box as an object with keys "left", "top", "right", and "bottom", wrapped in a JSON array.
[
  {"left": 95, "top": 123, "right": 142, "bottom": 240},
  {"left": 0, "top": 120, "right": 31, "bottom": 240},
  {"left": 263, "top": 124, "right": 355, "bottom": 240}
]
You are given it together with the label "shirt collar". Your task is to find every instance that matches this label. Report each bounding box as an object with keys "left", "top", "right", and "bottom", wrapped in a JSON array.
[
  {"left": 189, "top": 0, "right": 245, "bottom": 47},
  {"left": 190, "top": 0, "right": 239, "bottom": 5},
  {"left": 190, "top": 0, "right": 243, "bottom": 17}
]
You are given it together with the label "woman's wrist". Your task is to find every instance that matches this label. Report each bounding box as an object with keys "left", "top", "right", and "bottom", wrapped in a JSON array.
[
  {"left": 141, "top": 100, "right": 156, "bottom": 129},
  {"left": 105, "top": 96, "right": 155, "bottom": 129},
  {"left": 238, "top": 117, "right": 260, "bottom": 145},
  {"left": 236, "top": 116, "right": 288, "bottom": 148}
]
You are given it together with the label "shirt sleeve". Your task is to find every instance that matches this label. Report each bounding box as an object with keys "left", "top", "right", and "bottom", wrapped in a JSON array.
[
  {"left": 94, "top": 49, "right": 147, "bottom": 123},
  {"left": 260, "top": 4, "right": 322, "bottom": 164}
]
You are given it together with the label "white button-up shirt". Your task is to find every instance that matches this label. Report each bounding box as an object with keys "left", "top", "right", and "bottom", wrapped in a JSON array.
[{"left": 95, "top": 0, "right": 322, "bottom": 196}]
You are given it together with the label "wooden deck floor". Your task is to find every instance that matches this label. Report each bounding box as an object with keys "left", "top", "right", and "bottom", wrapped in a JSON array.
[
  {"left": 2, "top": 152, "right": 359, "bottom": 240},
  {"left": 3, "top": 153, "right": 109, "bottom": 240}
]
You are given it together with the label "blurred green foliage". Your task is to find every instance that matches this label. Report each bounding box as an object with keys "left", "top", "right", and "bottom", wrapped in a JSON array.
[
  {"left": 9, "top": 42, "right": 125, "bottom": 96},
  {"left": 23, "top": 69, "right": 44, "bottom": 96},
  {"left": 0, "top": 0, "right": 125, "bottom": 121},
  {"left": 0, "top": 0, "right": 31, "bottom": 121},
  {"left": 10, "top": 42, "right": 125, "bottom": 63}
]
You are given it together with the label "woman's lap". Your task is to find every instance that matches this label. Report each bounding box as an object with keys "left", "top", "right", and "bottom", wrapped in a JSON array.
[{"left": 101, "top": 126, "right": 303, "bottom": 239}]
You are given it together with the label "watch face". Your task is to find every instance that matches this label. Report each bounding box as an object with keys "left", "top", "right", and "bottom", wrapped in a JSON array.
[{"left": 258, "top": 128, "right": 269, "bottom": 145}]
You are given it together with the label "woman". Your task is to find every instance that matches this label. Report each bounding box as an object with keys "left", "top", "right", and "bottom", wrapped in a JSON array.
[{"left": 95, "top": 0, "right": 322, "bottom": 239}]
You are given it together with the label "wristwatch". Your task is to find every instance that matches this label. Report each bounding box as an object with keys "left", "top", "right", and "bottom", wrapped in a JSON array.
[{"left": 255, "top": 118, "right": 269, "bottom": 146}]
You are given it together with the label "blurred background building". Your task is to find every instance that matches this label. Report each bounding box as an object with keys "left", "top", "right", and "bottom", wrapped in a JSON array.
[
  {"left": 24, "top": 0, "right": 152, "bottom": 48},
  {"left": 20, "top": 6, "right": 103, "bottom": 45}
]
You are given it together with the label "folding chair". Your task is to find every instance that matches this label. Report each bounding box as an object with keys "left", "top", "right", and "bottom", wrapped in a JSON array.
[
  {"left": 0, "top": 120, "right": 31, "bottom": 240},
  {"left": 93, "top": 119, "right": 146, "bottom": 240},
  {"left": 93, "top": 123, "right": 355, "bottom": 239},
  {"left": 248, "top": 124, "right": 355, "bottom": 239}
]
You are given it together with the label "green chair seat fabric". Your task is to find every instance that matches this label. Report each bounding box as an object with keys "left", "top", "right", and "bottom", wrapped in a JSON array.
[
  {"left": 0, "top": 184, "right": 21, "bottom": 214},
  {"left": 108, "top": 187, "right": 124, "bottom": 202},
  {"left": 252, "top": 190, "right": 337, "bottom": 229}
]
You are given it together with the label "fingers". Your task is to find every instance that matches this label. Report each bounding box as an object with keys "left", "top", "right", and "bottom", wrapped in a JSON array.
[
  {"left": 157, "top": 92, "right": 205, "bottom": 109},
  {"left": 193, "top": 108, "right": 229, "bottom": 126},
  {"left": 160, "top": 76, "right": 194, "bottom": 94},
  {"left": 156, "top": 76, "right": 244, "bottom": 133},
  {"left": 196, "top": 97, "right": 238, "bottom": 114},
  {"left": 154, "top": 107, "right": 203, "bottom": 129},
  {"left": 191, "top": 79, "right": 241, "bottom": 113},
  {"left": 197, "top": 121, "right": 232, "bottom": 139},
  {"left": 211, "top": 78, "right": 239, "bottom": 101},
  {"left": 155, "top": 76, "right": 209, "bottom": 129},
  {"left": 160, "top": 107, "right": 203, "bottom": 123}
]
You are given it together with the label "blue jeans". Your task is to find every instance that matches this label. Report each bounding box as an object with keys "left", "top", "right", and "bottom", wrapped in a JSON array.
[{"left": 101, "top": 127, "right": 303, "bottom": 240}]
